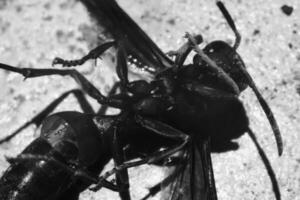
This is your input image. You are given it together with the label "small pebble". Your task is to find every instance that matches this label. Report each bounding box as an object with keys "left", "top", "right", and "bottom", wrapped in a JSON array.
[
  {"left": 253, "top": 29, "right": 260, "bottom": 35},
  {"left": 281, "top": 5, "right": 293, "bottom": 16},
  {"left": 297, "top": 85, "right": 300, "bottom": 95}
]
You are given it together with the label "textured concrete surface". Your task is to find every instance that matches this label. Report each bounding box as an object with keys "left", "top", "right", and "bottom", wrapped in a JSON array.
[{"left": 0, "top": 0, "right": 299, "bottom": 199}]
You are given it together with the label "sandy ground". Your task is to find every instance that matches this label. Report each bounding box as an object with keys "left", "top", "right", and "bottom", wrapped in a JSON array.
[{"left": 0, "top": 0, "right": 299, "bottom": 199}]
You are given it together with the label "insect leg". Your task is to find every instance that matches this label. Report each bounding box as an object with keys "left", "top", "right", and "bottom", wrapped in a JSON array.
[
  {"left": 115, "top": 44, "right": 150, "bottom": 94},
  {"left": 116, "top": 42, "right": 129, "bottom": 87},
  {"left": 216, "top": 1, "right": 241, "bottom": 50},
  {"left": 247, "top": 128, "right": 281, "bottom": 200},
  {"left": 167, "top": 34, "right": 203, "bottom": 69},
  {"left": 97, "top": 81, "right": 121, "bottom": 114},
  {"left": 182, "top": 80, "right": 237, "bottom": 100},
  {"left": 112, "top": 127, "right": 131, "bottom": 200},
  {"left": 0, "top": 63, "right": 124, "bottom": 108},
  {"left": 52, "top": 41, "right": 116, "bottom": 67},
  {"left": 91, "top": 117, "right": 190, "bottom": 191},
  {"left": 80, "top": 0, "right": 174, "bottom": 72},
  {"left": 185, "top": 33, "right": 240, "bottom": 95},
  {"left": 0, "top": 89, "right": 93, "bottom": 144},
  {"left": 135, "top": 116, "right": 190, "bottom": 163},
  {"left": 71, "top": 89, "right": 95, "bottom": 114}
]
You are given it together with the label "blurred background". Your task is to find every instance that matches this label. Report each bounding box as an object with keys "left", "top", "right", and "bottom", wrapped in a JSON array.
[{"left": 0, "top": 0, "right": 299, "bottom": 199}]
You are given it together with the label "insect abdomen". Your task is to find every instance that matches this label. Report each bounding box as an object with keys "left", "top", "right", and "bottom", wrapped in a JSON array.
[{"left": 0, "top": 138, "right": 74, "bottom": 200}]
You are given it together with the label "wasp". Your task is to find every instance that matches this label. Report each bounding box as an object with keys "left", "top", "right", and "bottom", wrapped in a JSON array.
[
  {"left": 53, "top": 1, "right": 283, "bottom": 199},
  {"left": 0, "top": 109, "right": 117, "bottom": 200},
  {"left": 0, "top": 87, "right": 126, "bottom": 200},
  {"left": 0, "top": 84, "right": 182, "bottom": 200},
  {"left": 0, "top": 0, "right": 282, "bottom": 200}
]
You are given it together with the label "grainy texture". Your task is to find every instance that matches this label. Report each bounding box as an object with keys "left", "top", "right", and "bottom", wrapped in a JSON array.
[{"left": 0, "top": 0, "right": 299, "bottom": 199}]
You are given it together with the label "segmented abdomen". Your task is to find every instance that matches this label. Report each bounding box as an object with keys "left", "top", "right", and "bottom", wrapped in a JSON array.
[{"left": 0, "top": 138, "right": 74, "bottom": 200}]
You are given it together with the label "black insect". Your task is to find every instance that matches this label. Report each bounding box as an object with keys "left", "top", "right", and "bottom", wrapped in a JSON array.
[
  {"left": 0, "top": 88, "right": 121, "bottom": 200},
  {"left": 0, "top": 1, "right": 282, "bottom": 200},
  {"left": 0, "top": 86, "right": 181, "bottom": 200},
  {"left": 52, "top": 1, "right": 282, "bottom": 200},
  {"left": 0, "top": 111, "right": 112, "bottom": 200},
  {"left": 77, "top": 0, "right": 282, "bottom": 154}
]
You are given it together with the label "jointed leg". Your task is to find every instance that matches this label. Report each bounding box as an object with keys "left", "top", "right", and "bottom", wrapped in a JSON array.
[
  {"left": 183, "top": 80, "right": 238, "bottom": 100},
  {"left": 116, "top": 42, "right": 129, "bottom": 88},
  {"left": 72, "top": 89, "right": 95, "bottom": 114},
  {"left": 52, "top": 41, "right": 116, "bottom": 67},
  {"left": 135, "top": 116, "right": 190, "bottom": 163},
  {"left": 0, "top": 63, "right": 123, "bottom": 108},
  {"left": 52, "top": 40, "right": 131, "bottom": 92},
  {"left": 97, "top": 81, "right": 122, "bottom": 114},
  {"left": 110, "top": 127, "right": 131, "bottom": 200},
  {"left": 113, "top": 43, "right": 152, "bottom": 95},
  {"left": 167, "top": 34, "right": 203, "bottom": 69},
  {"left": 91, "top": 116, "right": 190, "bottom": 191},
  {"left": 97, "top": 81, "right": 132, "bottom": 200}
]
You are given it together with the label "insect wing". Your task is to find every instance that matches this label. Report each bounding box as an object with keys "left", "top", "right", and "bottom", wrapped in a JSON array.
[
  {"left": 80, "top": 0, "right": 173, "bottom": 72},
  {"left": 165, "top": 141, "right": 216, "bottom": 200}
]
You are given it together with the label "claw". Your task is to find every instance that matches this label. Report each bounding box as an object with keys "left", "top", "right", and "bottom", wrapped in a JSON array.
[{"left": 52, "top": 57, "right": 64, "bottom": 66}]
